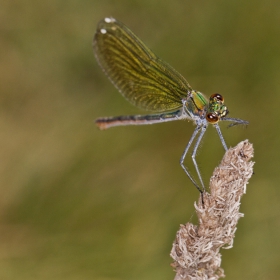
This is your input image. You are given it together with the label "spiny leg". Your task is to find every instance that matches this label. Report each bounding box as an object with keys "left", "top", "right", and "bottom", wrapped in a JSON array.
[
  {"left": 191, "top": 125, "right": 207, "bottom": 192},
  {"left": 221, "top": 117, "right": 249, "bottom": 128},
  {"left": 214, "top": 123, "right": 228, "bottom": 151},
  {"left": 180, "top": 125, "right": 203, "bottom": 193}
]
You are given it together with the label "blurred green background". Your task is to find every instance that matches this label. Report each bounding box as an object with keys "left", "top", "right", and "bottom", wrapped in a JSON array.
[{"left": 1, "top": 0, "right": 279, "bottom": 279}]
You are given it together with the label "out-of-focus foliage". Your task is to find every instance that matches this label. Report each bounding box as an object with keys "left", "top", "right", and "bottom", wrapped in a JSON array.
[{"left": 0, "top": 1, "right": 279, "bottom": 279}]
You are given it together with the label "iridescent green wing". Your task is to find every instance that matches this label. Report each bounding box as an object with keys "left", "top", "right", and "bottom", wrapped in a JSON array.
[{"left": 93, "top": 17, "right": 192, "bottom": 112}]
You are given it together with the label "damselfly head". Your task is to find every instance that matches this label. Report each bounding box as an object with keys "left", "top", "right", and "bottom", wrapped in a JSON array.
[{"left": 206, "top": 93, "right": 229, "bottom": 124}]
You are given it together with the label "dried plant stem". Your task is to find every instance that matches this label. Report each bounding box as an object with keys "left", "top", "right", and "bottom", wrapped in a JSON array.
[{"left": 170, "top": 140, "right": 254, "bottom": 280}]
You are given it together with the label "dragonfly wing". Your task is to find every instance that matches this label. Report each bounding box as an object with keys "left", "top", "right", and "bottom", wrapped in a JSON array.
[{"left": 93, "top": 17, "right": 193, "bottom": 112}]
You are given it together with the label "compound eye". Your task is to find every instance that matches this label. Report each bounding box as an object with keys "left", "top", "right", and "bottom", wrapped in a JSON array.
[
  {"left": 206, "top": 112, "right": 219, "bottom": 124},
  {"left": 210, "top": 93, "right": 224, "bottom": 102}
]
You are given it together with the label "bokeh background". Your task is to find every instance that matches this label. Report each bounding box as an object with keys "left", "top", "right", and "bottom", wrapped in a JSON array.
[{"left": 1, "top": 0, "right": 279, "bottom": 279}]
